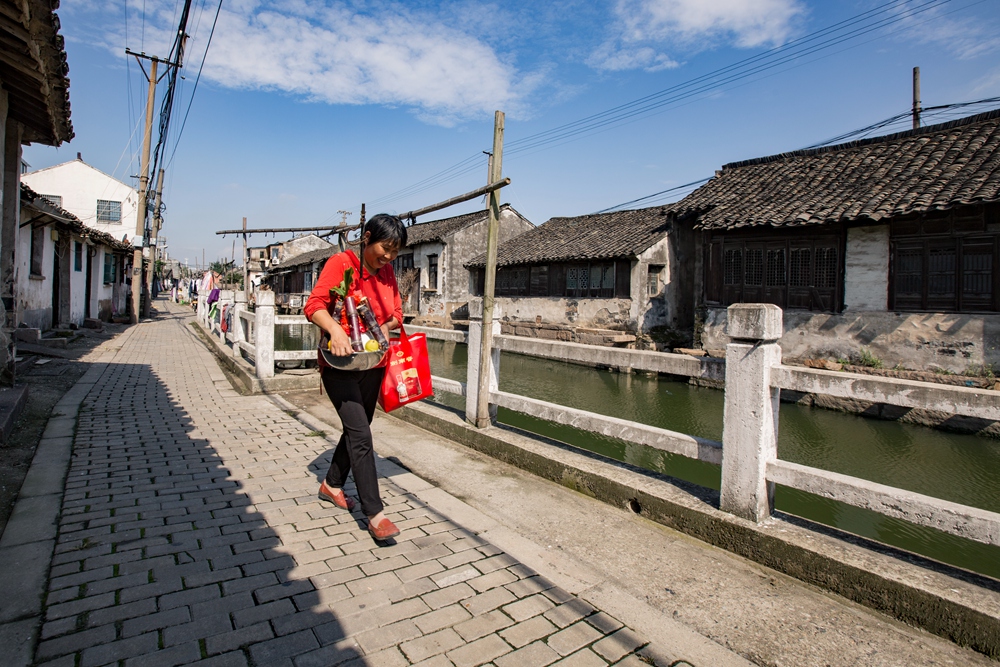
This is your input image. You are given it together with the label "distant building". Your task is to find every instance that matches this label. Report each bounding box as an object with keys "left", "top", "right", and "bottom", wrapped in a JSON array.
[
  {"left": 22, "top": 156, "right": 138, "bottom": 239},
  {"left": 466, "top": 206, "right": 696, "bottom": 347},
  {"left": 395, "top": 205, "right": 533, "bottom": 324}
]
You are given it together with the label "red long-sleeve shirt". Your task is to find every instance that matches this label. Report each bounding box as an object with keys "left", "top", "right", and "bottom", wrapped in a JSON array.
[{"left": 304, "top": 250, "right": 403, "bottom": 364}]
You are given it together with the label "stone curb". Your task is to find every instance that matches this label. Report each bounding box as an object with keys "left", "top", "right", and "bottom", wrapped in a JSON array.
[
  {"left": 263, "top": 392, "right": 754, "bottom": 667},
  {"left": 0, "top": 325, "right": 136, "bottom": 667}
]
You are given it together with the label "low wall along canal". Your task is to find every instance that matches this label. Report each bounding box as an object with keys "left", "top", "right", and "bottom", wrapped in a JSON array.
[{"left": 424, "top": 338, "right": 1000, "bottom": 581}]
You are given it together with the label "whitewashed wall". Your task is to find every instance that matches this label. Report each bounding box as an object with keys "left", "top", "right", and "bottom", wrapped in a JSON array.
[
  {"left": 22, "top": 159, "right": 137, "bottom": 238},
  {"left": 17, "top": 222, "right": 55, "bottom": 329},
  {"left": 843, "top": 225, "right": 889, "bottom": 311}
]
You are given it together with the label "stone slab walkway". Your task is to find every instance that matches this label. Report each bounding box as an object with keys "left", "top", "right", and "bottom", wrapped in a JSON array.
[{"left": 0, "top": 300, "right": 747, "bottom": 667}]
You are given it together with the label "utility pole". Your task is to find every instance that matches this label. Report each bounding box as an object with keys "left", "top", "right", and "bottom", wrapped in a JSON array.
[
  {"left": 144, "top": 167, "right": 165, "bottom": 317},
  {"left": 242, "top": 217, "right": 248, "bottom": 301},
  {"left": 912, "top": 66, "right": 921, "bottom": 129},
  {"left": 475, "top": 110, "right": 505, "bottom": 428},
  {"left": 130, "top": 56, "right": 158, "bottom": 323}
]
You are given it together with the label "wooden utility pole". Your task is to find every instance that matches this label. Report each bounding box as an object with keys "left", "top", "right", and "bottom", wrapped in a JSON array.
[
  {"left": 475, "top": 110, "right": 505, "bottom": 428},
  {"left": 144, "top": 168, "right": 165, "bottom": 317},
  {"left": 131, "top": 57, "right": 158, "bottom": 323},
  {"left": 242, "top": 217, "right": 248, "bottom": 301},
  {"left": 912, "top": 66, "right": 921, "bottom": 129}
]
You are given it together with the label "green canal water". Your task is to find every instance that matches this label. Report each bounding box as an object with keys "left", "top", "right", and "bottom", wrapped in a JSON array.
[
  {"left": 423, "top": 339, "right": 1000, "bottom": 581},
  {"left": 275, "top": 324, "right": 1000, "bottom": 579}
]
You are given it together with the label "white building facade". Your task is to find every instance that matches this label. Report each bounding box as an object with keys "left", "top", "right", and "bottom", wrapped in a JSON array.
[{"left": 22, "top": 156, "right": 138, "bottom": 241}]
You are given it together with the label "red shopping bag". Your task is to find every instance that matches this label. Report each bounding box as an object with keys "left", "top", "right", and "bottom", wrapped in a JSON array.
[{"left": 379, "top": 326, "right": 433, "bottom": 412}]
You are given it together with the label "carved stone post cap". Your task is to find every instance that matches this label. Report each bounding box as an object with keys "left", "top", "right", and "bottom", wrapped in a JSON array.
[
  {"left": 467, "top": 298, "right": 500, "bottom": 321},
  {"left": 255, "top": 289, "right": 275, "bottom": 306},
  {"left": 725, "top": 303, "right": 783, "bottom": 341}
]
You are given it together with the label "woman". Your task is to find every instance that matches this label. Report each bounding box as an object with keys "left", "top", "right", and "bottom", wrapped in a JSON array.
[{"left": 304, "top": 213, "right": 407, "bottom": 541}]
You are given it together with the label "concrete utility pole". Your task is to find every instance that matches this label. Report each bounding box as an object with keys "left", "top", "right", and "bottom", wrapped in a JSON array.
[
  {"left": 475, "top": 110, "right": 505, "bottom": 428},
  {"left": 144, "top": 168, "right": 165, "bottom": 317},
  {"left": 912, "top": 66, "right": 921, "bottom": 129},
  {"left": 131, "top": 57, "right": 158, "bottom": 323}
]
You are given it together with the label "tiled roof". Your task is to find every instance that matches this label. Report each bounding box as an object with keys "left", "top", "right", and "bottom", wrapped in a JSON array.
[
  {"left": 406, "top": 204, "right": 518, "bottom": 245},
  {"left": 678, "top": 108, "right": 1000, "bottom": 231},
  {"left": 466, "top": 206, "right": 674, "bottom": 268},
  {"left": 270, "top": 246, "right": 337, "bottom": 271},
  {"left": 0, "top": 0, "right": 74, "bottom": 145},
  {"left": 20, "top": 184, "right": 129, "bottom": 251}
]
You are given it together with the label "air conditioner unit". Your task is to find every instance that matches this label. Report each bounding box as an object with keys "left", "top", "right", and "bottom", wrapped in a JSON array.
[{"left": 270, "top": 257, "right": 280, "bottom": 266}]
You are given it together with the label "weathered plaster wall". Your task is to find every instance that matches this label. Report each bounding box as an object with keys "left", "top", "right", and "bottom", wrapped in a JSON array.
[
  {"left": 701, "top": 307, "right": 1000, "bottom": 373},
  {"left": 844, "top": 225, "right": 889, "bottom": 311},
  {"left": 17, "top": 219, "right": 55, "bottom": 330},
  {"left": 497, "top": 296, "right": 633, "bottom": 330}
]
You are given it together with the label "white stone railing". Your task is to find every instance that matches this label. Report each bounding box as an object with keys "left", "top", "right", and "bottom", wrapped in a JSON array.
[{"left": 428, "top": 302, "right": 1000, "bottom": 549}]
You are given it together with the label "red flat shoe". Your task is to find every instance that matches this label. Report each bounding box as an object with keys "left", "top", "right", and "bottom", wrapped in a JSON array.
[
  {"left": 367, "top": 517, "right": 400, "bottom": 541},
  {"left": 318, "top": 481, "right": 356, "bottom": 511}
]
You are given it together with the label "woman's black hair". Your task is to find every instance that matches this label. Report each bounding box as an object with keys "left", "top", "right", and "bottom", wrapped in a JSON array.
[{"left": 362, "top": 213, "right": 407, "bottom": 250}]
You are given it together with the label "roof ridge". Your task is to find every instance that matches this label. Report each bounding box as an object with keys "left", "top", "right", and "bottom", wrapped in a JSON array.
[{"left": 722, "top": 107, "right": 1000, "bottom": 171}]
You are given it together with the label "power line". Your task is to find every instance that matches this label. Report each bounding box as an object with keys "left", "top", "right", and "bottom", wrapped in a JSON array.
[
  {"left": 359, "top": 0, "right": 956, "bottom": 214},
  {"left": 594, "top": 178, "right": 712, "bottom": 214},
  {"left": 166, "top": 0, "right": 224, "bottom": 169}
]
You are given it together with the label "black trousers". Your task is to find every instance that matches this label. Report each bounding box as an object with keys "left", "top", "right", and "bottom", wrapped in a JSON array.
[{"left": 321, "top": 365, "right": 386, "bottom": 517}]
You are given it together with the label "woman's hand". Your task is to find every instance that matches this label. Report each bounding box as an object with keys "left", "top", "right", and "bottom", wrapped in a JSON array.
[
  {"left": 380, "top": 323, "right": 394, "bottom": 343},
  {"left": 327, "top": 325, "right": 354, "bottom": 357}
]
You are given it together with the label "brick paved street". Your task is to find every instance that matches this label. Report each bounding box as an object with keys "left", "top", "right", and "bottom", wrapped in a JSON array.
[{"left": 17, "top": 302, "right": 683, "bottom": 667}]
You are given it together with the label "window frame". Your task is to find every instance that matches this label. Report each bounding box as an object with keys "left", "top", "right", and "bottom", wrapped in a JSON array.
[
  {"left": 96, "top": 199, "right": 122, "bottom": 223},
  {"left": 707, "top": 228, "right": 844, "bottom": 312},
  {"left": 30, "top": 226, "right": 45, "bottom": 277}
]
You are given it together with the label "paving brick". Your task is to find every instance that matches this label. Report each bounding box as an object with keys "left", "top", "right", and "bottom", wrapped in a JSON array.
[
  {"left": 591, "top": 628, "right": 645, "bottom": 663},
  {"left": 432, "top": 566, "right": 481, "bottom": 589},
  {"left": 461, "top": 587, "right": 517, "bottom": 617},
  {"left": 468, "top": 569, "right": 518, "bottom": 594},
  {"left": 291, "top": 639, "right": 364, "bottom": 667},
  {"left": 401, "top": 627, "right": 466, "bottom": 663},
  {"left": 500, "top": 615, "right": 559, "bottom": 649},
  {"left": 345, "top": 570, "right": 403, "bottom": 597},
  {"left": 422, "top": 582, "right": 476, "bottom": 610},
  {"left": 232, "top": 598, "right": 296, "bottom": 628},
  {"left": 552, "top": 648, "right": 609, "bottom": 666},
  {"left": 503, "top": 594, "right": 556, "bottom": 622},
  {"left": 446, "top": 633, "right": 512, "bottom": 667},
  {"left": 454, "top": 609, "right": 514, "bottom": 642},
  {"left": 354, "top": 619, "right": 421, "bottom": 654},
  {"left": 414, "top": 603, "right": 473, "bottom": 634},
  {"left": 79, "top": 631, "right": 159, "bottom": 667},
  {"left": 494, "top": 640, "right": 561, "bottom": 667},
  {"left": 162, "top": 613, "right": 234, "bottom": 646},
  {"left": 123, "top": 641, "right": 203, "bottom": 667},
  {"left": 204, "top": 621, "right": 275, "bottom": 654},
  {"left": 547, "top": 621, "right": 603, "bottom": 657},
  {"left": 544, "top": 599, "right": 596, "bottom": 629},
  {"left": 247, "top": 629, "right": 320, "bottom": 664},
  {"left": 86, "top": 598, "right": 158, "bottom": 627},
  {"left": 409, "top": 655, "right": 455, "bottom": 667},
  {"left": 584, "top": 612, "right": 624, "bottom": 635},
  {"left": 122, "top": 606, "right": 192, "bottom": 638}
]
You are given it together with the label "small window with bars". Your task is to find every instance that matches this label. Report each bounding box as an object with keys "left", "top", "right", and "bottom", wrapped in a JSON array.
[{"left": 96, "top": 199, "right": 122, "bottom": 223}]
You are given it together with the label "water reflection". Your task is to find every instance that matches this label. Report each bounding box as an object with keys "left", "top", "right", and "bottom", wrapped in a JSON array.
[{"left": 425, "top": 339, "right": 1000, "bottom": 580}]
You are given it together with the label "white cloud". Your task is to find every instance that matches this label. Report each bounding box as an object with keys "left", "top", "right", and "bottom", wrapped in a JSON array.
[
  {"left": 892, "top": 2, "right": 1000, "bottom": 61},
  {"left": 592, "top": 0, "right": 804, "bottom": 72},
  {"left": 96, "top": 0, "right": 531, "bottom": 124}
]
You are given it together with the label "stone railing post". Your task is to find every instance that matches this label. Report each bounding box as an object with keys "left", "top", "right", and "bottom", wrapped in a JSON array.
[
  {"left": 720, "top": 303, "right": 783, "bottom": 522},
  {"left": 197, "top": 294, "right": 207, "bottom": 323},
  {"left": 465, "top": 298, "right": 500, "bottom": 426},
  {"left": 218, "top": 290, "right": 234, "bottom": 344},
  {"left": 231, "top": 291, "right": 247, "bottom": 358},
  {"left": 254, "top": 290, "right": 275, "bottom": 379}
]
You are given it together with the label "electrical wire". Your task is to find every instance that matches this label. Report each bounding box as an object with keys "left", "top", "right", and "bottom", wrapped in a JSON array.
[
  {"left": 360, "top": 0, "right": 956, "bottom": 214},
  {"left": 166, "top": 0, "right": 224, "bottom": 169},
  {"left": 594, "top": 178, "right": 712, "bottom": 214}
]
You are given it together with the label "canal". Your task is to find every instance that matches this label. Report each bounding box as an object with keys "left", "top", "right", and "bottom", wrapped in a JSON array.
[{"left": 422, "top": 339, "right": 1000, "bottom": 581}]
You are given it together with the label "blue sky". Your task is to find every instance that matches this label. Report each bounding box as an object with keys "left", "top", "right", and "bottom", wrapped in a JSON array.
[{"left": 23, "top": 0, "right": 1000, "bottom": 267}]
